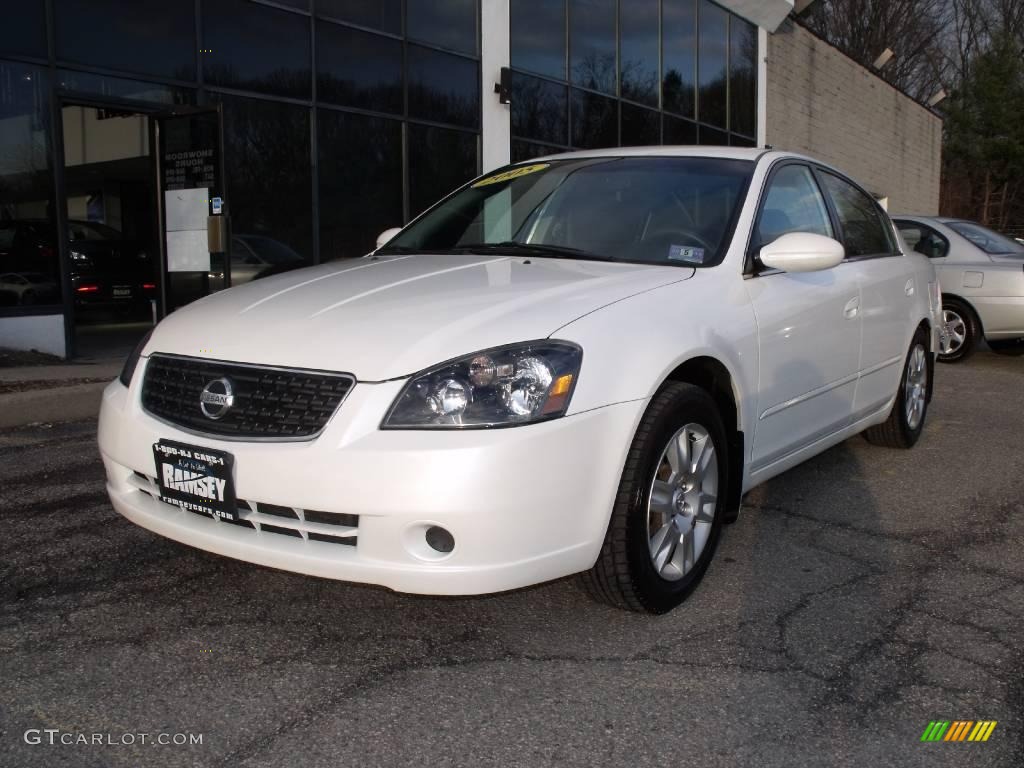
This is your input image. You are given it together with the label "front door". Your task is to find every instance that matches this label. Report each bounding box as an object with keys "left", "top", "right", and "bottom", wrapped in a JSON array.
[
  {"left": 153, "top": 107, "right": 227, "bottom": 314},
  {"left": 744, "top": 163, "right": 862, "bottom": 474}
]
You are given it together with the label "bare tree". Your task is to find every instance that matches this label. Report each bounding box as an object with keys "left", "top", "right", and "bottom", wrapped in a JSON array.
[{"left": 802, "top": 0, "right": 950, "bottom": 101}]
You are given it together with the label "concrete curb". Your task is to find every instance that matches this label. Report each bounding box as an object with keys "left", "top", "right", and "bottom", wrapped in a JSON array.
[{"left": 0, "top": 381, "right": 110, "bottom": 428}]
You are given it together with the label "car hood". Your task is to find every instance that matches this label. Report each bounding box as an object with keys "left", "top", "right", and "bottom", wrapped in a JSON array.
[{"left": 147, "top": 254, "right": 692, "bottom": 380}]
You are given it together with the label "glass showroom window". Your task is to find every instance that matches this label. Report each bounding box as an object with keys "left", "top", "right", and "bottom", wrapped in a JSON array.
[
  {"left": 510, "top": 0, "right": 759, "bottom": 161},
  {"left": 0, "top": 61, "right": 61, "bottom": 310}
]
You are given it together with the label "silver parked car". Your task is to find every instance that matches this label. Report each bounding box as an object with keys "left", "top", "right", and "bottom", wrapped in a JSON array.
[{"left": 894, "top": 216, "right": 1024, "bottom": 361}]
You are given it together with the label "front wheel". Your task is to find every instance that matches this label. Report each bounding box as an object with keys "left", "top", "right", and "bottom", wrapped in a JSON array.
[
  {"left": 580, "top": 382, "right": 727, "bottom": 614},
  {"left": 864, "top": 328, "right": 931, "bottom": 448}
]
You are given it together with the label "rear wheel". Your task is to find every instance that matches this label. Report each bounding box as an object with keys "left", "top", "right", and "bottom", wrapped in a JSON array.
[
  {"left": 939, "top": 299, "right": 979, "bottom": 363},
  {"left": 580, "top": 382, "right": 727, "bottom": 614},
  {"left": 864, "top": 328, "right": 931, "bottom": 448}
]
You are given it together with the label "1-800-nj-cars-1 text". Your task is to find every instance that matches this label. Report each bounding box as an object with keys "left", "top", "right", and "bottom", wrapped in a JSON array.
[{"left": 99, "top": 148, "right": 942, "bottom": 613}]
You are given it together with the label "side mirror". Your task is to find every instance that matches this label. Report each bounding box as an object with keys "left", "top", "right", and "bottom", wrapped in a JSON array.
[
  {"left": 759, "top": 232, "right": 845, "bottom": 273},
  {"left": 375, "top": 227, "right": 402, "bottom": 250}
]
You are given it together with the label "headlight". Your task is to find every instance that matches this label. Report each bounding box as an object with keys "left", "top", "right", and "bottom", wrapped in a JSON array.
[
  {"left": 119, "top": 329, "right": 153, "bottom": 388},
  {"left": 382, "top": 341, "right": 582, "bottom": 429}
]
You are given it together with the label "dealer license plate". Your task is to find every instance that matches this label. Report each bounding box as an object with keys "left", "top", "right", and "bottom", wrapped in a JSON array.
[{"left": 153, "top": 439, "right": 237, "bottom": 521}]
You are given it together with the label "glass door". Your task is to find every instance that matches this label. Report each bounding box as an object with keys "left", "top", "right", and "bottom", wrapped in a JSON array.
[{"left": 153, "top": 107, "right": 227, "bottom": 313}]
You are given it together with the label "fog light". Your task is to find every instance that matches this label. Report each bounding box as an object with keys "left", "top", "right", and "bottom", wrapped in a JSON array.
[{"left": 425, "top": 525, "right": 455, "bottom": 554}]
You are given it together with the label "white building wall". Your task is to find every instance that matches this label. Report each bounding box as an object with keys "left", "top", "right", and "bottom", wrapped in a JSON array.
[{"left": 480, "top": 0, "right": 511, "bottom": 173}]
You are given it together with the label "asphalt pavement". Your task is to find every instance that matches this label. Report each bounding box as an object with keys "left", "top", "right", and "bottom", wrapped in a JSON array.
[{"left": 1, "top": 350, "right": 1022, "bottom": 768}]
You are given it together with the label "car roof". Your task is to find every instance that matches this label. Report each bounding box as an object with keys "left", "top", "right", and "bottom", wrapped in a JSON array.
[{"left": 531, "top": 145, "right": 764, "bottom": 160}]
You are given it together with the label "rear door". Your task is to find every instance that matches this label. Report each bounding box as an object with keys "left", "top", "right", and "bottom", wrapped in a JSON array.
[
  {"left": 819, "top": 171, "right": 915, "bottom": 421},
  {"left": 744, "top": 162, "right": 862, "bottom": 474}
]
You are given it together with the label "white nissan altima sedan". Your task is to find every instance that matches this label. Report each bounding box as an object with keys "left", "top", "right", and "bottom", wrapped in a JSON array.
[{"left": 99, "top": 148, "right": 942, "bottom": 613}]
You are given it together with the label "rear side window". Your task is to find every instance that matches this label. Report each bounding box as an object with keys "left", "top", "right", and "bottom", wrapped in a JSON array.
[
  {"left": 820, "top": 172, "right": 893, "bottom": 257},
  {"left": 754, "top": 164, "right": 833, "bottom": 248},
  {"left": 895, "top": 221, "right": 949, "bottom": 259}
]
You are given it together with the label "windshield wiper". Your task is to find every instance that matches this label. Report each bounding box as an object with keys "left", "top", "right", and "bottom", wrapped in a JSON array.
[{"left": 451, "top": 241, "right": 615, "bottom": 261}]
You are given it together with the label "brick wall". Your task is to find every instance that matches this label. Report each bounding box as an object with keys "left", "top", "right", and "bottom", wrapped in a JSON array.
[{"left": 766, "top": 19, "right": 942, "bottom": 215}]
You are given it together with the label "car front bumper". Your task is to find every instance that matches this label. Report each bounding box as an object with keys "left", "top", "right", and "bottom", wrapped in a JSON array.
[{"left": 98, "top": 368, "right": 644, "bottom": 595}]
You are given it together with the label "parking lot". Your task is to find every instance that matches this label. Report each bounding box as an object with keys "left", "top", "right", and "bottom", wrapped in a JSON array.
[{"left": 1, "top": 350, "right": 1021, "bottom": 768}]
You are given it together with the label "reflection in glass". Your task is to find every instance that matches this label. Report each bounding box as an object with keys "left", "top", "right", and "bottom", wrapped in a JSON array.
[
  {"left": 407, "top": 45, "right": 480, "bottom": 129},
  {"left": 511, "top": 140, "right": 564, "bottom": 163},
  {"left": 317, "top": 21, "right": 402, "bottom": 114},
  {"left": 214, "top": 94, "right": 313, "bottom": 275},
  {"left": 317, "top": 0, "right": 401, "bottom": 34},
  {"left": 570, "top": 0, "right": 616, "bottom": 95},
  {"left": 511, "top": 0, "right": 566, "bottom": 80},
  {"left": 55, "top": 0, "right": 195, "bottom": 80},
  {"left": 0, "top": 62, "right": 60, "bottom": 308},
  {"left": 664, "top": 115, "right": 698, "bottom": 145},
  {"left": 698, "top": 0, "right": 727, "bottom": 128},
  {"left": 620, "top": 0, "right": 659, "bottom": 107},
  {"left": 318, "top": 110, "right": 403, "bottom": 261},
  {"left": 407, "top": 0, "right": 477, "bottom": 55},
  {"left": 204, "top": 0, "right": 311, "bottom": 99},
  {"left": 730, "top": 18, "right": 757, "bottom": 138},
  {"left": 621, "top": 104, "right": 659, "bottom": 146},
  {"left": 408, "top": 125, "right": 478, "bottom": 217},
  {"left": 571, "top": 89, "right": 617, "bottom": 148},
  {"left": 730, "top": 134, "right": 757, "bottom": 147},
  {"left": 511, "top": 72, "right": 568, "bottom": 146},
  {"left": 57, "top": 70, "right": 194, "bottom": 105},
  {"left": 663, "top": 0, "right": 697, "bottom": 118},
  {"left": 1, "top": 0, "right": 47, "bottom": 57},
  {"left": 699, "top": 125, "right": 728, "bottom": 145}
]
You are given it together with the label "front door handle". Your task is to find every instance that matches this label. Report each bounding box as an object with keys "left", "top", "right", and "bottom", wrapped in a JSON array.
[{"left": 844, "top": 296, "right": 860, "bottom": 319}]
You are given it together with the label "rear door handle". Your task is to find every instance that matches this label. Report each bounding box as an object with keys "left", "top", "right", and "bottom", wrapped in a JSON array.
[
  {"left": 844, "top": 296, "right": 860, "bottom": 319},
  {"left": 905, "top": 278, "right": 915, "bottom": 296}
]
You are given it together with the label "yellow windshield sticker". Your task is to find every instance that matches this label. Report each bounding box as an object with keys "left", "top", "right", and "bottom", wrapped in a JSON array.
[{"left": 472, "top": 163, "right": 550, "bottom": 187}]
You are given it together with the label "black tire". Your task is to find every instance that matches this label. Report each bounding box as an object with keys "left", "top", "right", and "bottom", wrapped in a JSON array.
[
  {"left": 987, "top": 338, "right": 1024, "bottom": 356},
  {"left": 939, "top": 298, "right": 980, "bottom": 363},
  {"left": 863, "top": 328, "right": 932, "bottom": 449},
  {"left": 580, "top": 382, "right": 728, "bottom": 614}
]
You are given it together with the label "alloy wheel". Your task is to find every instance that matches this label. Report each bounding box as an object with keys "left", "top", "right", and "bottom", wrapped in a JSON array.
[
  {"left": 646, "top": 423, "right": 718, "bottom": 581},
  {"left": 942, "top": 309, "right": 966, "bottom": 355},
  {"left": 904, "top": 343, "right": 928, "bottom": 430}
]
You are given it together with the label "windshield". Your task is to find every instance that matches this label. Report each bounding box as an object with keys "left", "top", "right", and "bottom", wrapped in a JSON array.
[
  {"left": 946, "top": 221, "right": 1024, "bottom": 255},
  {"left": 381, "top": 157, "right": 754, "bottom": 267}
]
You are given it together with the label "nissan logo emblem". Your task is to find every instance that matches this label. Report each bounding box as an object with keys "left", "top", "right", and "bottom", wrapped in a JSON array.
[{"left": 199, "top": 377, "right": 235, "bottom": 420}]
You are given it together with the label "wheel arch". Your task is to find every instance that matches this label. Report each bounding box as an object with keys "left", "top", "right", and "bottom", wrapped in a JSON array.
[{"left": 661, "top": 356, "right": 744, "bottom": 523}]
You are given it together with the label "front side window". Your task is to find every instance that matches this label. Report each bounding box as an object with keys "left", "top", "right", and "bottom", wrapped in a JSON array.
[
  {"left": 946, "top": 221, "right": 1024, "bottom": 256},
  {"left": 820, "top": 172, "right": 893, "bottom": 257},
  {"left": 754, "top": 164, "right": 833, "bottom": 248},
  {"left": 895, "top": 221, "right": 949, "bottom": 259},
  {"left": 380, "top": 157, "right": 753, "bottom": 267}
]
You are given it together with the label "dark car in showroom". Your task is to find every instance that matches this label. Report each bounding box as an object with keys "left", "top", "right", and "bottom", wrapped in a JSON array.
[{"left": 0, "top": 219, "right": 156, "bottom": 311}]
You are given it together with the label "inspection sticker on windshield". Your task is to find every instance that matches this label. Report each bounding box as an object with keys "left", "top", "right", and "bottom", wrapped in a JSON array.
[
  {"left": 472, "top": 163, "right": 550, "bottom": 187},
  {"left": 668, "top": 244, "right": 705, "bottom": 263}
]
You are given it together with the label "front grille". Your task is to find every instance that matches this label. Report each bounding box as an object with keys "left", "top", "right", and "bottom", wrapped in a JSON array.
[
  {"left": 129, "top": 472, "right": 358, "bottom": 547},
  {"left": 141, "top": 354, "right": 354, "bottom": 440}
]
